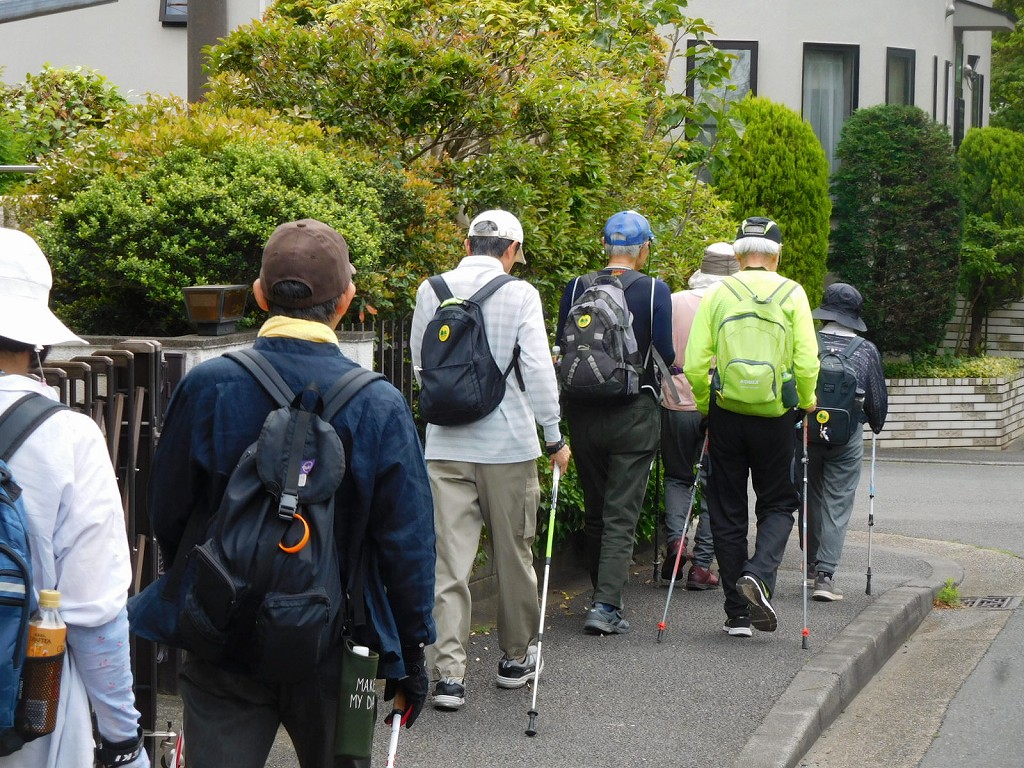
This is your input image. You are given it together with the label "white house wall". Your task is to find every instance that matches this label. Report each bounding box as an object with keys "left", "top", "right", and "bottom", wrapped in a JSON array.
[
  {"left": 675, "top": 0, "right": 995, "bottom": 126},
  {"left": 0, "top": 0, "right": 267, "bottom": 99}
]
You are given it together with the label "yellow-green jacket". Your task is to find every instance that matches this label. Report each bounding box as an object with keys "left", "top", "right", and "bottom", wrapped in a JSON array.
[{"left": 684, "top": 268, "right": 819, "bottom": 417}]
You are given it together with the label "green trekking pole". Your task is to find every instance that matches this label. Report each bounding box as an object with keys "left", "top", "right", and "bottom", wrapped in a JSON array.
[{"left": 526, "top": 464, "right": 560, "bottom": 737}]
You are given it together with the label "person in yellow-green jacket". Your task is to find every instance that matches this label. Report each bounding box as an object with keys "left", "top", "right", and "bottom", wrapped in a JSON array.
[{"left": 683, "top": 217, "right": 818, "bottom": 638}]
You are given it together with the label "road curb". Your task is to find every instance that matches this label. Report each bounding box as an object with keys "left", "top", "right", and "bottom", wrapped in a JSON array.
[{"left": 731, "top": 546, "right": 964, "bottom": 768}]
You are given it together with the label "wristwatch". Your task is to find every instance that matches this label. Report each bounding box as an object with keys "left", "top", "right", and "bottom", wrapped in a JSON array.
[{"left": 545, "top": 437, "right": 566, "bottom": 456}]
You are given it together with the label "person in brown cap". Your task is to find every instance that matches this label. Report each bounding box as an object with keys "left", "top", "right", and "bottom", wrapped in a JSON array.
[
  {"left": 805, "top": 282, "right": 888, "bottom": 601},
  {"left": 658, "top": 242, "right": 739, "bottom": 589},
  {"left": 131, "top": 219, "right": 436, "bottom": 768}
]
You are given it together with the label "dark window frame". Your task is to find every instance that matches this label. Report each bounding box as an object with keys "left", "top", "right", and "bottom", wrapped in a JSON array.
[
  {"left": 885, "top": 47, "right": 916, "bottom": 106},
  {"left": 159, "top": 0, "right": 187, "bottom": 26},
  {"left": 684, "top": 39, "right": 759, "bottom": 101},
  {"left": 801, "top": 42, "right": 860, "bottom": 174}
]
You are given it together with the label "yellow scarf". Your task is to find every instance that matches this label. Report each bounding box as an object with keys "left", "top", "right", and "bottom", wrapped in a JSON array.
[{"left": 257, "top": 316, "right": 339, "bottom": 345}]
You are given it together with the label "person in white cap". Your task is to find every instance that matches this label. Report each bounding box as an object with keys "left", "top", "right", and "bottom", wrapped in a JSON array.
[
  {"left": 410, "top": 209, "right": 570, "bottom": 711},
  {"left": 658, "top": 242, "right": 738, "bottom": 590},
  {"left": 0, "top": 228, "right": 148, "bottom": 768}
]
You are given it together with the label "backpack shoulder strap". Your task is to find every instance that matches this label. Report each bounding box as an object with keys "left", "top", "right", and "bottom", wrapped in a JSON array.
[
  {"left": 467, "top": 274, "right": 517, "bottom": 305},
  {"left": 322, "top": 367, "right": 386, "bottom": 422},
  {"left": 225, "top": 349, "right": 295, "bottom": 408},
  {"left": 427, "top": 275, "right": 454, "bottom": 303},
  {"left": 615, "top": 269, "right": 646, "bottom": 292},
  {"left": 721, "top": 274, "right": 751, "bottom": 301},
  {"left": 842, "top": 335, "right": 866, "bottom": 358},
  {"left": 0, "top": 393, "right": 68, "bottom": 462},
  {"left": 766, "top": 278, "right": 798, "bottom": 305},
  {"left": 570, "top": 272, "right": 597, "bottom": 303}
]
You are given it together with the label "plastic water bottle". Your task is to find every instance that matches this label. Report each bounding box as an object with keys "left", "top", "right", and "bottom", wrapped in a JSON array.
[{"left": 17, "top": 589, "right": 66, "bottom": 737}]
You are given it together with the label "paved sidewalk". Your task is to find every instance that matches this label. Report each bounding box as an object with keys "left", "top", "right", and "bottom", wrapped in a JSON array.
[{"left": 154, "top": 440, "right": 1023, "bottom": 767}]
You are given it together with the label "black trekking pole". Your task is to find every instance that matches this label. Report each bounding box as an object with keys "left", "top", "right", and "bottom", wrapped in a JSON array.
[
  {"left": 656, "top": 433, "right": 709, "bottom": 643},
  {"left": 526, "top": 464, "right": 560, "bottom": 737},
  {"left": 866, "top": 430, "right": 877, "bottom": 595},
  {"left": 652, "top": 451, "right": 662, "bottom": 584},
  {"left": 801, "top": 414, "right": 810, "bottom": 650}
]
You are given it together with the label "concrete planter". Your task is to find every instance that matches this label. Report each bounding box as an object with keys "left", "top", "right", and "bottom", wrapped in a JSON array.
[{"left": 878, "top": 368, "right": 1024, "bottom": 449}]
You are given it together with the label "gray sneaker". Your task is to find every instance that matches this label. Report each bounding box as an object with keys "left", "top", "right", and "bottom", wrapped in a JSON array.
[
  {"left": 812, "top": 572, "right": 843, "bottom": 601},
  {"left": 583, "top": 603, "right": 630, "bottom": 635},
  {"left": 496, "top": 644, "right": 543, "bottom": 688},
  {"left": 433, "top": 677, "right": 466, "bottom": 710}
]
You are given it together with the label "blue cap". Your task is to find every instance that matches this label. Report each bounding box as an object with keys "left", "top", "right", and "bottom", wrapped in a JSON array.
[{"left": 603, "top": 210, "right": 653, "bottom": 247}]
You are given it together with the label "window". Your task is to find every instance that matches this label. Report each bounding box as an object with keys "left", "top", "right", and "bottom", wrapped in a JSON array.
[
  {"left": 687, "top": 41, "right": 758, "bottom": 144},
  {"left": 886, "top": 48, "right": 915, "bottom": 105},
  {"left": 802, "top": 44, "right": 859, "bottom": 175},
  {"left": 160, "top": 0, "right": 187, "bottom": 25}
]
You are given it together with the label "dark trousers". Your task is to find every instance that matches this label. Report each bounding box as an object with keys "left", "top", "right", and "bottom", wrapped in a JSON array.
[
  {"left": 706, "top": 399, "right": 800, "bottom": 620},
  {"left": 179, "top": 654, "right": 372, "bottom": 768},
  {"left": 565, "top": 394, "right": 660, "bottom": 609}
]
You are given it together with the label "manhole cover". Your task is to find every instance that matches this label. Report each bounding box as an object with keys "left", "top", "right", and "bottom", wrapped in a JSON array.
[{"left": 959, "top": 595, "right": 1022, "bottom": 610}]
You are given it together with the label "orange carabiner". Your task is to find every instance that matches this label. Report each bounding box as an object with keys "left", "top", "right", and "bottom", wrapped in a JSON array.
[{"left": 279, "top": 513, "right": 310, "bottom": 554}]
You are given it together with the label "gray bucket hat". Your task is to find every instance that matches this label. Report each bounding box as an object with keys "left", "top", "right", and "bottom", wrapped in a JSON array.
[{"left": 812, "top": 282, "right": 868, "bottom": 333}]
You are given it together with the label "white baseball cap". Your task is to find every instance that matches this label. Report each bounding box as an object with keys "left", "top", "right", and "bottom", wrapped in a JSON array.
[
  {"left": 0, "top": 228, "right": 86, "bottom": 347},
  {"left": 468, "top": 209, "right": 526, "bottom": 264}
]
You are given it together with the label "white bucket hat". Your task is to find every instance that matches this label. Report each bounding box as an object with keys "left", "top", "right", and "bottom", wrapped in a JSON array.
[{"left": 0, "top": 228, "right": 86, "bottom": 347}]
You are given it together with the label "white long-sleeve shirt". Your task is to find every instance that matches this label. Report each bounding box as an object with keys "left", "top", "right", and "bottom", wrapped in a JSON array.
[
  {"left": 0, "top": 374, "right": 142, "bottom": 768},
  {"left": 410, "top": 255, "right": 562, "bottom": 464}
]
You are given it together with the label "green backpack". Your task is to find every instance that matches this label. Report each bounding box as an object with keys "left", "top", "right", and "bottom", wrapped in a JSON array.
[{"left": 713, "top": 276, "right": 798, "bottom": 406}]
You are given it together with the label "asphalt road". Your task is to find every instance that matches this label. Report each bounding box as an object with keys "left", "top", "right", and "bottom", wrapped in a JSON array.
[{"left": 153, "top": 442, "right": 1024, "bottom": 767}]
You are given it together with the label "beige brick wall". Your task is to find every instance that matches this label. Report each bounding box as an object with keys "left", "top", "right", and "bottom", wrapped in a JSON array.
[
  {"left": 875, "top": 369, "right": 1024, "bottom": 449},
  {"left": 943, "top": 297, "right": 1024, "bottom": 359}
]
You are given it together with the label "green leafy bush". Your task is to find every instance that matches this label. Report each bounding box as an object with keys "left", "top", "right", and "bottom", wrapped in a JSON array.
[
  {"left": 954, "top": 128, "right": 1024, "bottom": 355},
  {"left": 204, "top": 0, "right": 737, "bottom": 316},
  {"left": 0, "top": 111, "right": 26, "bottom": 194},
  {"left": 712, "top": 95, "right": 831, "bottom": 302},
  {"left": 38, "top": 141, "right": 393, "bottom": 335},
  {"left": 9, "top": 101, "right": 462, "bottom": 333},
  {"left": 2, "top": 65, "right": 127, "bottom": 162},
  {"left": 883, "top": 354, "right": 1021, "bottom": 379},
  {"left": 830, "top": 105, "right": 963, "bottom": 356}
]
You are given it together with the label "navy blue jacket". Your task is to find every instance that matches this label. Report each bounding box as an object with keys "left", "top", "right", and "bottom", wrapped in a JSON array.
[{"left": 131, "top": 336, "right": 436, "bottom": 679}]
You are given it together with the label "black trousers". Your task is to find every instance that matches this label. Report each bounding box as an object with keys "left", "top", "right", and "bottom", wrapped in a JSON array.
[
  {"left": 706, "top": 399, "right": 800, "bottom": 620},
  {"left": 179, "top": 654, "right": 373, "bottom": 768}
]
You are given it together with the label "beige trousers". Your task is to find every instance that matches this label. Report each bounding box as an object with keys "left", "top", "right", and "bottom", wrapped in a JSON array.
[{"left": 425, "top": 458, "right": 541, "bottom": 682}]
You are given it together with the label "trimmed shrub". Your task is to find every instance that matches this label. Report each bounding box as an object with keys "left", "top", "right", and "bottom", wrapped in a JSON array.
[
  {"left": 829, "top": 105, "right": 962, "bottom": 356},
  {"left": 12, "top": 102, "right": 462, "bottom": 335},
  {"left": 712, "top": 95, "right": 831, "bottom": 302}
]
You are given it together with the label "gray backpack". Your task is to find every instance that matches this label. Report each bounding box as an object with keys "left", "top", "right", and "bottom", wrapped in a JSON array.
[{"left": 559, "top": 270, "right": 646, "bottom": 401}]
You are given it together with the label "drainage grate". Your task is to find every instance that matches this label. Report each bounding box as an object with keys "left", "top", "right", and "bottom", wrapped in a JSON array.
[{"left": 959, "top": 595, "right": 1022, "bottom": 610}]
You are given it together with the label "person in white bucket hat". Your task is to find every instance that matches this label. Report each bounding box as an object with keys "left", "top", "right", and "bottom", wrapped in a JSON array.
[{"left": 0, "top": 228, "right": 148, "bottom": 768}]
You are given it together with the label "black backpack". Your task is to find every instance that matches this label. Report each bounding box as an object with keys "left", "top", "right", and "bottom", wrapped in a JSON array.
[
  {"left": 809, "top": 334, "right": 866, "bottom": 446},
  {"left": 0, "top": 394, "right": 66, "bottom": 756},
  {"left": 178, "top": 349, "right": 383, "bottom": 681},
  {"left": 417, "top": 274, "right": 523, "bottom": 426},
  {"left": 560, "top": 270, "right": 658, "bottom": 401}
]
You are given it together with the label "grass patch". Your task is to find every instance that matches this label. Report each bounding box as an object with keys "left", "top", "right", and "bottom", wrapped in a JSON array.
[{"left": 934, "top": 578, "right": 962, "bottom": 609}]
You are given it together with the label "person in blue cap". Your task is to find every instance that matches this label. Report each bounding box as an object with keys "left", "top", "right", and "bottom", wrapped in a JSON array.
[{"left": 556, "top": 210, "right": 674, "bottom": 634}]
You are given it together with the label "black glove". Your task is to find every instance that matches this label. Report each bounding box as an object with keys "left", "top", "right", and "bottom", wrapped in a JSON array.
[
  {"left": 698, "top": 416, "right": 709, "bottom": 438},
  {"left": 383, "top": 649, "right": 428, "bottom": 728}
]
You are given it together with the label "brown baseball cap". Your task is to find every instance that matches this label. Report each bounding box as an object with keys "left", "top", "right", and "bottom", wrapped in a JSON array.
[{"left": 260, "top": 219, "right": 355, "bottom": 308}]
